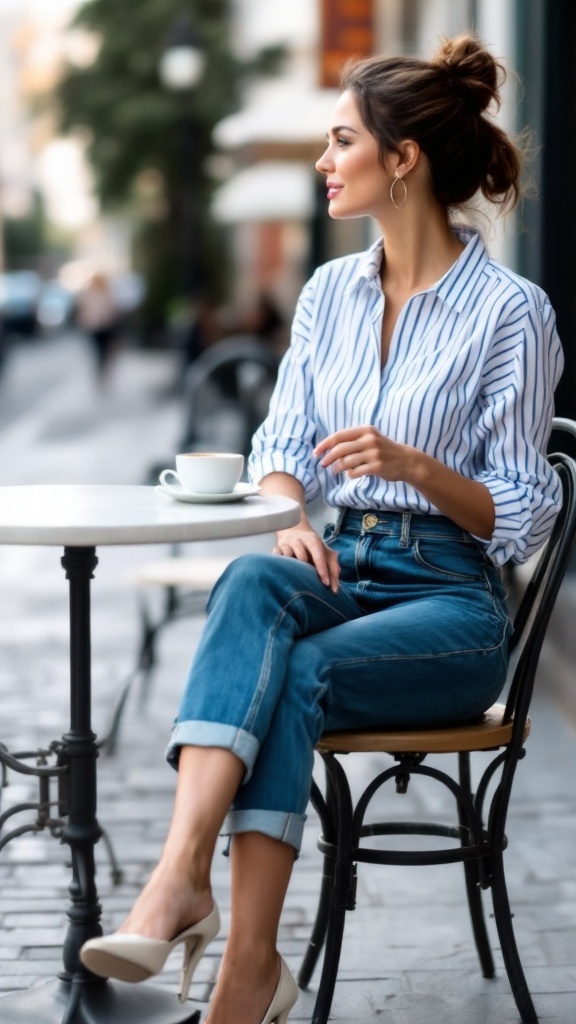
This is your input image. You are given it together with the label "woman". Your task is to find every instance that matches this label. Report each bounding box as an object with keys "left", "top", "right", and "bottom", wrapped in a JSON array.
[{"left": 81, "top": 34, "right": 563, "bottom": 1024}]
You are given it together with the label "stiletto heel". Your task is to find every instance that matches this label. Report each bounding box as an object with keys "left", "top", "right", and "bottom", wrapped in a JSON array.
[
  {"left": 179, "top": 923, "right": 217, "bottom": 1002},
  {"left": 80, "top": 902, "right": 220, "bottom": 999}
]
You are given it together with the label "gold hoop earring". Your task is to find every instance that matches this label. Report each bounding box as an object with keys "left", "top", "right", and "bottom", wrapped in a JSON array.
[{"left": 390, "top": 172, "right": 407, "bottom": 210}]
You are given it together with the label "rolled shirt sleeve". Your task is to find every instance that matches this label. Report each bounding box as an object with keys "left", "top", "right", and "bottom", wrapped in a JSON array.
[
  {"left": 249, "top": 275, "right": 322, "bottom": 501},
  {"left": 473, "top": 299, "right": 564, "bottom": 565}
]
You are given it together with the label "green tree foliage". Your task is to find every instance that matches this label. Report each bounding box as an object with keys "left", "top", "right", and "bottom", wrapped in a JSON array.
[
  {"left": 55, "top": 0, "right": 283, "bottom": 329},
  {"left": 4, "top": 194, "right": 47, "bottom": 269}
]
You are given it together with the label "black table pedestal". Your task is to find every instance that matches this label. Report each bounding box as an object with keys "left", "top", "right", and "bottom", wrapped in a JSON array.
[
  {"left": 0, "top": 978, "right": 200, "bottom": 1024},
  {"left": 0, "top": 547, "right": 200, "bottom": 1024}
]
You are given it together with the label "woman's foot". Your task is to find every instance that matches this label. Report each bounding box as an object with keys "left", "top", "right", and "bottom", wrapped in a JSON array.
[
  {"left": 117, "top": 860, "right": 214, "bottom": 941},
  {"left": 206, "top": 949, "right": 296, "bottom": 1024}
]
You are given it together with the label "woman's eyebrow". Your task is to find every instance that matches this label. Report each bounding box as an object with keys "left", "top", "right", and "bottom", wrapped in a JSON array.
[{"left": 327, "top": 124, "right": 360, "bottom": 138}]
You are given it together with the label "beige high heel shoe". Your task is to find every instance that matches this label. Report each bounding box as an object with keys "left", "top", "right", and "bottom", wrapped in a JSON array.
[
  {"left": 259, "top": 957, "right": 298, "bottom": 1024},
  {"left": 80, "top": 903, "right": 220, "bottom": 1002},
  {"left": 204, "top": 956, "right": 298, "bottom": 1024}
]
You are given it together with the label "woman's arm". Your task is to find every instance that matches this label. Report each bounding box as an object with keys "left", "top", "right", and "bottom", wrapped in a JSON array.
[
  {"left": 259, "top": 472, "right": 340, "bottom": 592},
  {"left": 315, "top": 427, "right": 495, "bottom": 539}
]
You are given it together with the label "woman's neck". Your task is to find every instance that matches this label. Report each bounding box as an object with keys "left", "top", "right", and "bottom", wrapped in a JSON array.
[{"left": 378, "top": 205, "right": 465, "bottom": 294}]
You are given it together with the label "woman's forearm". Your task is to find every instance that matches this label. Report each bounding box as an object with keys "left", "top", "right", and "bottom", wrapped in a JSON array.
[
  {"left": 258, "top": 473, "right": 309, "bottom": 532},
  {"left": 406, "top": 450, "right": 495, "bottom": 539}
]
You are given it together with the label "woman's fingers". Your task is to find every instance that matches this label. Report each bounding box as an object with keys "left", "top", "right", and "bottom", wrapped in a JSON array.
[
  {"left": 316, "top": 428, "right": 381, "bottom": 471},
  {"left": 273, "top": 530, "right": 340, "bottom": 592}
]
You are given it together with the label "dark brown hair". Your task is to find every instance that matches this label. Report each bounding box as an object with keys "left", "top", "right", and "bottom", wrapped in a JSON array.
[{"left": 341, "top": 34, "right": 522, "bottom": 211}]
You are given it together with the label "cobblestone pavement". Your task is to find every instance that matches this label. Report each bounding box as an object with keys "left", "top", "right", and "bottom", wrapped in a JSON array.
[{"left": 0, "top": 337, "right": 575, "bottom": 1023}]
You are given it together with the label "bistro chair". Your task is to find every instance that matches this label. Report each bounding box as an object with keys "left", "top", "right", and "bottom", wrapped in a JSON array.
[
  {"left": 299, "top": 422, "right": 576, "bottom": 1024},
  {"left": 178, "top": 335, "right": 279, "bottom": 459}
]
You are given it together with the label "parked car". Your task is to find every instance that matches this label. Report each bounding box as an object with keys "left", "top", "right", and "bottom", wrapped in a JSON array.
[
  {"left": 36, "top": 280, "right": 76, "bottom": 332},
  {"left": 0, "top": 271, "right": 42, "bottom": 336}
]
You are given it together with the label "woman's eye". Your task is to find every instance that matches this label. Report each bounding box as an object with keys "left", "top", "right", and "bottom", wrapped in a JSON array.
[{"left": 337, "top": 137, "right": 350, "bottom": 148}]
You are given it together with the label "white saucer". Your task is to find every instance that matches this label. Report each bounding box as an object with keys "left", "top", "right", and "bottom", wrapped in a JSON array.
[{"left": 156, "top": 482, "right": 260, "bottom": 504}]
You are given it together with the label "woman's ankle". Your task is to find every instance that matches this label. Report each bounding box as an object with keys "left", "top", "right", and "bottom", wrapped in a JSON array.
[{"left": 222, "top": 937, "right": 279, "bottom": 976}]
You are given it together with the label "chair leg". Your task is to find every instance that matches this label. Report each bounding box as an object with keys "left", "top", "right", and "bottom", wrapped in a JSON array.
[
  {"left": 458, "top": 752, "right": 495, "bottom": 978},
  {"left": 462, "top": 858, "right": 495, "bottom": 977},
  {"left": 311, "top": 901, "right": 348, "bottom": 1024},
  {"left": 298, "top": 859, "right": 334, "bottom": 989},
  {"left": 310, "top": 754, "right": 356, "bottom": 1024},
  {"left": 299, "top": 775, "right": 338, "bottom": 989},
  {"left": 98, "top": 821, "right": 124, "bottom": 885},
  {"left": 490, "top": 848, "right": 538, "bottom": 1023}
]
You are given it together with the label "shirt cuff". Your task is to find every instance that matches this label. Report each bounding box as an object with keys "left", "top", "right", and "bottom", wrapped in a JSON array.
[{"left": 248, "top": 450, "right": 320, "bottom": 502}]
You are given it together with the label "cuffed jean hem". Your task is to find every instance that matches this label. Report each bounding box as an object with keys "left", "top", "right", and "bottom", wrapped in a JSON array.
[
  {"left": 222, "top": 809, "right": 306, "bottom": 854},
  {"left": 165, "top": 721, "right": 260, "bottom": 781}
]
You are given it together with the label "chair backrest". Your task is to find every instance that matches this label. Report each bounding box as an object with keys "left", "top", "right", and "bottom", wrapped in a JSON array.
[
  {"left": 184, "top": 336, "right": 279, "bottom": 388},
  {"left": 180, "top": 336, "right": 279, "bottom": 456},
  {"left": 503, "top": 420, "right": 576, "bottom": 744}
]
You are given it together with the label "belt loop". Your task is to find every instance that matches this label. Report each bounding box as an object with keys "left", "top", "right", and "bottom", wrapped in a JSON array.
[
  {"left": 400, "top": 512, "right": 411, "bottom": 547},
  {"left": 333, "top": 508, "right": 345, "bottom": 536}
]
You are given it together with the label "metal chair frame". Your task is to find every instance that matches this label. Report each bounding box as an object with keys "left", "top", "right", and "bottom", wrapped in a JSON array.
[
  {"left": 179, "top": 336, "right": 279, "bottom": 458},
  {"left": 299, "top": 420, "right": 576, "bottom": 1024}
]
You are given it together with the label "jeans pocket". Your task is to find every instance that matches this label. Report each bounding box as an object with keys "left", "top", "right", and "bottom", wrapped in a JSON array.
[
  {"left": 413, "top": 537, "right": 486, "bottom": 583},
  {"left": 322, "top": 522, "right": 337, "bottom": 545}
]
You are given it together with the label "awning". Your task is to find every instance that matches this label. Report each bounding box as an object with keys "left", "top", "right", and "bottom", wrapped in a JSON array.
[
  {"left": 213, "top": 86, "right": 339, "bottom": 150},
  {"left": 211, "top": 161, "right": 315, "bottom": 223}
]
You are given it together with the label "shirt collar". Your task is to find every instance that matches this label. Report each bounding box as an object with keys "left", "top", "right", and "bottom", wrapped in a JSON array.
[{"left": 344, "top": 226, "right": 489, "bottom": 314}]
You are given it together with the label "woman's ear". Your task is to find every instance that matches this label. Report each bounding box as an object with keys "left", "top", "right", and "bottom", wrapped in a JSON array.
[{"left": 395, "top": 140, "right": 420, "bottom": 177}]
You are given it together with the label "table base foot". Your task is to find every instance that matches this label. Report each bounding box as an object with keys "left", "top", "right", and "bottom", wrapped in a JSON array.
[{"left": 0, "top": 977, "right": 201, "bottom": 1024}]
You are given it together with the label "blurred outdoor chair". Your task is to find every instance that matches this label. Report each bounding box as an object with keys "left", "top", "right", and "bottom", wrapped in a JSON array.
[
  {"left": 298, "top": 418, "right": 576, "bottom": 1024},
  {"left": 132, "top": 551, "right": 233, "bottom": 711},
  {"left": 178, "top": 334, "right": 279, "bottom": 458},
  {"left": 131, "top": 335, "right": 279, "bottom": 712}
]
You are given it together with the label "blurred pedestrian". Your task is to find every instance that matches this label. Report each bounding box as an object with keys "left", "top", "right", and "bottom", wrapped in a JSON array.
[
  {"left": 237, "top": 292, "right": 286, "bottom": 353},
  {"left": 76, "top": 272, "right": 120, "bottom": 382}
]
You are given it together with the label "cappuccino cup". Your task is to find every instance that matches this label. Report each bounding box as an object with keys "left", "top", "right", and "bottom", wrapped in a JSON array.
[{"left": 159, "top": 452, "right": 244, "bottom": 495}]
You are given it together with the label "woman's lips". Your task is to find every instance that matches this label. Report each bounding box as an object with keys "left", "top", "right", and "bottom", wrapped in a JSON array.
[{"left": 327, "top": 184, "right": 343, "bottom": 200}]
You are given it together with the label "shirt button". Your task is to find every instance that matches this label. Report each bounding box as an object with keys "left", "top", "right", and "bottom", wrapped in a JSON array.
[{"left": 362, "top": 513, "right": 379, "bottom": 530}]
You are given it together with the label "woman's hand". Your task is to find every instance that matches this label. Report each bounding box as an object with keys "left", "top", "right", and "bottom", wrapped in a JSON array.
[
  {"left": 274, "top": 524, "right": 340, "bottom": 593},
  {"left": 258, "top": 470, "right": 340, "bottom": 592},
  {"left": 314, "top": 426, "right": 495, "bottom": 540},
  {"left": 315, "top": 426, "right": 414, "bottom": 482}
]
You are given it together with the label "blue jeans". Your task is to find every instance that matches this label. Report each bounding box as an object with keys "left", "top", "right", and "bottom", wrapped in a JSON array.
[{"left": 166, "top": 510, "right": 511, "bottom": 853}]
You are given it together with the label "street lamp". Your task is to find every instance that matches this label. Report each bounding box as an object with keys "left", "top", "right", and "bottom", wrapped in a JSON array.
[
  {"left": 159, "top": 15, "right": 206, "bottom": 93},
  {"left": 159, "top": 15, "right": 206, "bottom": 301}
]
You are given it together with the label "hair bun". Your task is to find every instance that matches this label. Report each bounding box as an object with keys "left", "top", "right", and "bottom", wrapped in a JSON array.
[{"left": 431, "top": 34, "right": 503, "bottom": 114}]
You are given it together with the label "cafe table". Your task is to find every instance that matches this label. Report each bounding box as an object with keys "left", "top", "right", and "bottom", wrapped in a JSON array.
[{"left": 0, "top": 484, "right": 300, "bottom": 1024}]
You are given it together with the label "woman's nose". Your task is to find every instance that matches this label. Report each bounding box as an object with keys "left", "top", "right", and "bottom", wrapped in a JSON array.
[{"left": 315, "top": 147, "right": 332, "bottom": 174}]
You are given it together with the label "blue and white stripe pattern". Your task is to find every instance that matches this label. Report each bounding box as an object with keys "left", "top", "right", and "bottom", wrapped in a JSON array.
[{"left": 249, "top": 227, "right": 564, "bottom": 565}]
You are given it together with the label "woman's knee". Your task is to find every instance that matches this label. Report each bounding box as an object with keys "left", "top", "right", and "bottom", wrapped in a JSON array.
[
  {"left": 209, "top": 552, "right": 316, "bottom": 612},
  {"left": 218, "top": 552, "right": 276, "bottom": 587}
]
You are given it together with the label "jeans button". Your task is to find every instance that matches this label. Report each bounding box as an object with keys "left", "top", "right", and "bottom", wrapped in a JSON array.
[{"left": 362, "top": 513, "right": 379, "bottom": 530}]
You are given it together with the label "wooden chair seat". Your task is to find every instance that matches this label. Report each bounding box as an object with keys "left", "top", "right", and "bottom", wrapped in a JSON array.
[
  {"left": 317, "top": 703, "right": 530, "bottom": 754},
  {"left": 135, "top": 556, "right": 232, "bottom": 590}
]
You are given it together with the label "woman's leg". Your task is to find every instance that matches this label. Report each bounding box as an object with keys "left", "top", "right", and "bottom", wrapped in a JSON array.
[
  {"left": 117, "top": 552, "right": 362, "bottom": 941},
  {"left": 117, "top": 746, "right": 244, "bottom": 939},
  {"left": 207, "top": 833, "right": 295, "bottom": 1024},
  {"left": 166, "top": 552, "right": 362, "bottom": 847}
]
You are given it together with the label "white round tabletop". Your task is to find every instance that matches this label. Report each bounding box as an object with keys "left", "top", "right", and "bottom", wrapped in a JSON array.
[{"left": 0, "top": 485, "right": 301, "bottom": 546}]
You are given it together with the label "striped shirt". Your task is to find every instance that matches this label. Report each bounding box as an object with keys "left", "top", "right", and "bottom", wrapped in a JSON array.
[{"left": 249, "top": 227, "right": 564, "bottom": 565}]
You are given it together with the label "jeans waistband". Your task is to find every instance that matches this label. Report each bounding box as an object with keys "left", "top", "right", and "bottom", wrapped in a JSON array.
[{"left": 334, "top": 508, "right": 473, "bottom": 543}]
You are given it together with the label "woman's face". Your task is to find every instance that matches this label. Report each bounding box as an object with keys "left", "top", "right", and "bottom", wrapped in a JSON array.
[{"left": 316, "top": 90, "right": 390, "bottom": 220}]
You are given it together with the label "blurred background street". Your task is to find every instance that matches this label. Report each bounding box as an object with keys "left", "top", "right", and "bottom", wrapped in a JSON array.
[{"left": 0, "top": 0, "right": 575, "bottom": 1021}]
